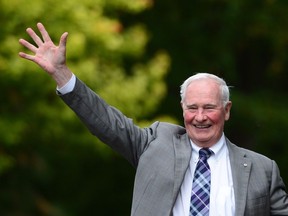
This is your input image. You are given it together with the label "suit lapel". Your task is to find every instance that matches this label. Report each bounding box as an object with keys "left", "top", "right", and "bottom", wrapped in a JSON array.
[
  {"left": 226, "top": 138, "right": 252, "bottom": 215},
  {"left": 172, "top": 133, "right": 192, "bottom": 203}
]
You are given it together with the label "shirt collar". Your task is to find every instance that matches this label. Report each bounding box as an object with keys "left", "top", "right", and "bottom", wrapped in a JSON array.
[{"left": 190, "top": 133, "right": 226, "bottom": 158}]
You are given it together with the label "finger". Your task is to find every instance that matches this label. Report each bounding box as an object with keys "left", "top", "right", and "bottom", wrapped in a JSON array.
[
  {"left": 19, "top": 38, "right": 38, "bottom": 53},
  {"left": 26, "top": 27, "right": 44, "bottom": 47},
  {"left": 18, "top": 52, "right": 35, "bottom": 62},
  {"left": 37, "top": 22, "right": 52, "bottom": 43},
  {"left": 57, "top": 32, "right": 68, "bottom": 57},
  {"left": 59, "top": 32, "right": 68, "bottom": 50}
]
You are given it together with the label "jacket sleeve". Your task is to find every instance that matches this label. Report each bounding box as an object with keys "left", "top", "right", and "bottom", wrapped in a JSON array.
[
  {"left": 270, "top": 160, "right": 288, "bottom": 215},
  {"left": 59, "top": 78, "right": 157, "bottom": 167}
]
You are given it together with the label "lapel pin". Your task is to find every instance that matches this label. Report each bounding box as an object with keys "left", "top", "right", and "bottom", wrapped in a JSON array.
[{"left": 243, "top": 163, "right": 248, "bottom": 167}]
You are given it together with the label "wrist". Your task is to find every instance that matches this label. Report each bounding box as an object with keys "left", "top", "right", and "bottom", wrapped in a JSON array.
[{"left": 52, "top": 66, "right": 73, "bottom": 88}]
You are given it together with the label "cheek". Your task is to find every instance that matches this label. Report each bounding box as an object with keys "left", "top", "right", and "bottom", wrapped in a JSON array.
[
  {"left": 183, "top": 111, "right": 193, "bottom": 119},
  {"left": 183, "top": 111, "right": 194, "bottom": 122},
  {"left": 208, "top": 112, "right": 225, "bottom": 124},
  {"left": 208, "top": 113, "right": 220, "bottom": 122}
]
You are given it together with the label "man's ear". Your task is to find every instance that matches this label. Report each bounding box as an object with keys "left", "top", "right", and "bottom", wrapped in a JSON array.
[{"left": 224, "top": 101, "right": 232, "bottom": 121}]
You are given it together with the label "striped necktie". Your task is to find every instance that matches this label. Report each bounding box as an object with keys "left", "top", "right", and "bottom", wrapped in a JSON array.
[{"left": 190, "top": 148, "right": 213, "bottom": 216}]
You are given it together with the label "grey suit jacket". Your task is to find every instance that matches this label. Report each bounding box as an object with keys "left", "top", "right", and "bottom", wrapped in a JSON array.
[{"left": 61, "top": 78, "right": 288, "bottom": 216}]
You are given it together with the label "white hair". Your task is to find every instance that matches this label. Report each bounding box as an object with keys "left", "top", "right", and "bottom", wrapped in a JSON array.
[{"left": 180, "top": 72, "right": 230, "bottom": 106}]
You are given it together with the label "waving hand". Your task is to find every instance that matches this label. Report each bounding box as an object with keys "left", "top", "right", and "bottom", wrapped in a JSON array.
[{"left": 19, "top": 23, "right": 72, "bottom": 87}]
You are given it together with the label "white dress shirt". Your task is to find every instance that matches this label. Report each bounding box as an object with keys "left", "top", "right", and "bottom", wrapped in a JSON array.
[{"left": 173, "top": 134, "right": 235, "bottom": 216}]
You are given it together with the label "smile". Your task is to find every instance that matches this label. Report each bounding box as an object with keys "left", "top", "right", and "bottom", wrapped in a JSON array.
[{"left": 194, "top": 125, "right": 211, "bottom": 129}]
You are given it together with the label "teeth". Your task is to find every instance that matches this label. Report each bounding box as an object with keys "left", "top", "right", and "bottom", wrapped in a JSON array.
[{"left": 195, "top": 125, "right": 209, "bottom": 128}]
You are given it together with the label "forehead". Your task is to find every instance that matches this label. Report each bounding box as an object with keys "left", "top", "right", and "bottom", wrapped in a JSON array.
[{"left": 184, "top": 79, "right": 222, "bottom": 103}]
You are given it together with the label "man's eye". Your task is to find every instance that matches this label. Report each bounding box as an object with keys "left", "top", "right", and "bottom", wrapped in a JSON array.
[
  {"left": 187, "top": 107, "right": 198, "bottom": 112},
  {"left": 204, "top": 105, "right": 217, "bottom": 109},
  {"left": 204, "top": 106, "right": 218, "bottom": 112}
]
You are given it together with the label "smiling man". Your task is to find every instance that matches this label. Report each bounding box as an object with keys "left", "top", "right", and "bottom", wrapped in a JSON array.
[
  {"left": 180, "top": 75, "right": 232, "bottom": 148},
  {"left": 19, "top": 23, "right": 288, "bottom": 216}
]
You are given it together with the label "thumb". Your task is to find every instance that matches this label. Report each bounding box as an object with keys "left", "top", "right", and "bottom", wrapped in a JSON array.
[{"left": 59, "top": 32, "right": 68, "bottom": 50}]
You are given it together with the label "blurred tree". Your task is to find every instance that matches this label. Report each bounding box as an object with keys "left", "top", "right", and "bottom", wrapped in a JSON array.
[{"left": 0, "top": 0, "right": 170, "bottom": 215}]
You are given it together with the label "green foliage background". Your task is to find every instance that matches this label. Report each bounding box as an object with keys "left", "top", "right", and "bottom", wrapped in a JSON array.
[{"left": 1, "top": 0, "right": 288, "bottom": 215}]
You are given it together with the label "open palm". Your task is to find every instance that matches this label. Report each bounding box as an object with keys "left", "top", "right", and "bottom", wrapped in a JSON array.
[{"left": 19, "top": 23, "right": 68, "bottom": 76}]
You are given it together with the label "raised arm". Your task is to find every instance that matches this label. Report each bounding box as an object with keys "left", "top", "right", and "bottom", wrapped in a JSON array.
[{"left": 19, "top": 23, "right": 72, "bottom": 88}]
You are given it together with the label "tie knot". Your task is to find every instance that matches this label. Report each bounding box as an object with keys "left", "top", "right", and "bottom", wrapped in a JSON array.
[{"left": 199, "top": 148, "right": 212, "bottom": 160}]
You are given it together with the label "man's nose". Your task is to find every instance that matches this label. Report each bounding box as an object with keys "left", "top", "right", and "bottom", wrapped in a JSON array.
[{"left": 195, "top": 109, "right": 207, "bottom": 121}]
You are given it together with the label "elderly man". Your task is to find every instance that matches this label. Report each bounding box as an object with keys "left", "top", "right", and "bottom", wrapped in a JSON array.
[{"left": 19, "top": 23, "right": 288, "bottom": 216}]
